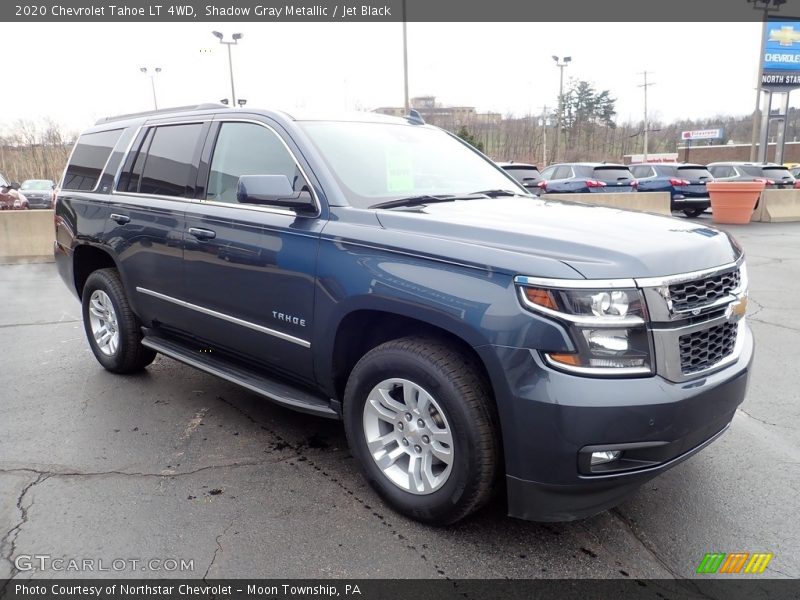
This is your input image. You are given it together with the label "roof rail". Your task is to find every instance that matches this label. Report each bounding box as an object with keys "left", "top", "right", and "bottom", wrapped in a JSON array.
[
  {"left": 406, "top": 109, "right": 425, "bottom": 125},
  {"left": 94, "top": 103, "right": 228, "bottom": 125}
]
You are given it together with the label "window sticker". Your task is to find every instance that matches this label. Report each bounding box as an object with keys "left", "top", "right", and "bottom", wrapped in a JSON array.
[{"left": 386, "top": 145, "right": 414, "bottom": 192}]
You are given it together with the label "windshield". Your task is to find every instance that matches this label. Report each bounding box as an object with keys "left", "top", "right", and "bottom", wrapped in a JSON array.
[
  {"left": 298, "top": 121, "right": 525, "bottom": 208},
  {"left": 21, "top": 180, "right": 52, "bottom": 190}
]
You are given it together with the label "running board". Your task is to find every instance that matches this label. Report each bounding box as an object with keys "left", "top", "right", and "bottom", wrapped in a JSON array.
[{"left": 141, "top": 334, "right": 338, "bottom": 419}]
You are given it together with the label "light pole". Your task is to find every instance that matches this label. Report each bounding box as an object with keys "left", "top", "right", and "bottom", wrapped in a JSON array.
[
  {"left": 212, "top": 31, "right": 243, "bottom": 107},
  {"left": 552, "top": 55, "right": 571, "bottom": 163},
  {"left": 748, "top": 0, "right": 786, "bottom": 161},
  {"left": 140, "top": 67, "right": 161, "bottom": 110}
]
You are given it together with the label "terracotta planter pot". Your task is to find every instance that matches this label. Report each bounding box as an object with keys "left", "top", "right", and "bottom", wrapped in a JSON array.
[{"left": 707, "top": 181, "right": 765, "bottom": 225}]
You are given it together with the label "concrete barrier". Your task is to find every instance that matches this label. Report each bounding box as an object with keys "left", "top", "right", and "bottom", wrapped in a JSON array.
[
  {"left": 751, "top": 189, "right": 800, "bottom": 222},
  {"left": 542, "top": 192, "right": 672, "bottom": 216},
  {"left": 0, "top": 210, "right": 55, "bottom": 263}
]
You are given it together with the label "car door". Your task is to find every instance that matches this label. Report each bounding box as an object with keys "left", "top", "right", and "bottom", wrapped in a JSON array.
[
  {"left": 181, "top": 117, "right": 324, "bottom": 385},
  {"left": 106, "top": 120, "right": 209, "bottom": 330}
]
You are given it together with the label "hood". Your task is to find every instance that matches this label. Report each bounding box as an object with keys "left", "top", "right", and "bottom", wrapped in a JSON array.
[{"left": 374, "top": 196, "right": 739, "bottom": 279}]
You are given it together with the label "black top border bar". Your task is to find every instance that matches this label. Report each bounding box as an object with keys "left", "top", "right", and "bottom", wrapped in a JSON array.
[{"left": 4, "top": 0, "right": 800, "bottom": 22}]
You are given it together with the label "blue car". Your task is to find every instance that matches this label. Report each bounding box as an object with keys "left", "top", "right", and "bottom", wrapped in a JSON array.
[
  {"left": 538, "top": 162, "right": 637, "bottom": 194},
  {"left": 630, "top": 163, "right": 713, "bottom": 218}
]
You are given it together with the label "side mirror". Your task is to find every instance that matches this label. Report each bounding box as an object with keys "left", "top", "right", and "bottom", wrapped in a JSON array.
[{"left": 236, "top": 175, "right": 316, "bottom": 212}]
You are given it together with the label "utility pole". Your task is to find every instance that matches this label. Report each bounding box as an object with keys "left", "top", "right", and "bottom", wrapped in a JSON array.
[
  {"left": 538, "top": 105, "right": 549, "bottom": 166},
  {"left": 638, "top": 71, "right": 655, "bottom": 162}
]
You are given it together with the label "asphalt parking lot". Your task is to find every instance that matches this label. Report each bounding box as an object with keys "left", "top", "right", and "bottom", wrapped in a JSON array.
[{"left": 1, "top": 216, "right": 799, "bottom": 582}]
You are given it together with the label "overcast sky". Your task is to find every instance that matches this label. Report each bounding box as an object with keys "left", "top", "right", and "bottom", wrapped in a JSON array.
[{"left": 3, "top": 22, "right": 767, "bottom": 136}]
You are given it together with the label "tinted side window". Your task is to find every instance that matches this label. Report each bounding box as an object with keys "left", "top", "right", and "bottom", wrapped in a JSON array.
[
  {"left": 553, "top": 166, "right": 573, "bottom": 179},
  {"left": 709, "top": 166, "right": 734, "bottom": 178},
  {"left": 118, "top": 128, "right": 155, "bottom": 193},
  {"left": 630, "top": 166, "right": 654, "bottom": 178},
  {"left": 206, "top": 122, "right": 305, "bottom": 204},
  {"left": 63, "top": 129, "right": 124, "bottom": 191},
  {"left": 138, "top": 124, "right": 203, "bottom": 197},
  {"left": 540, "top": 166, "right": 556, "bottom": 180}
]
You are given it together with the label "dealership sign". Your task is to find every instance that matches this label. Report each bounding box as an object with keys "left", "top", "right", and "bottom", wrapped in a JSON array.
[
  {"left": 762, "top": 21, "right": 800, "bottom": 88},
  {"left": 681, "top": 129, "right": 723, "bottom": 141}
]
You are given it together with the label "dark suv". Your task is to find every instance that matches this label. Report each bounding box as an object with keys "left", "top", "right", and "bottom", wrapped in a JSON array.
[
  {"left": 707, "top": 162, "right": 796, "bottom": 189},
  {"left": 539, "top": 162, "right": 638, "bottom": 193},
  {"left": 630, "top": 163, "right": 713, "bottom": 217},
  {"left": 55, "top": 105, "right": 753, "bottom": 525}
]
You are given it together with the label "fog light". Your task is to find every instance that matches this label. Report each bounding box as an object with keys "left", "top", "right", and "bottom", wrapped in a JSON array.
[{"left": 591, "top": 450, "right": 622, "bottom": 465}]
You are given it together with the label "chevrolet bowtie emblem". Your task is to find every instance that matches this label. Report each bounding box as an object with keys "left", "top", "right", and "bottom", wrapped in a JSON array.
[{"left": 769, "top": 26, "right": 800, "bottom": 46}]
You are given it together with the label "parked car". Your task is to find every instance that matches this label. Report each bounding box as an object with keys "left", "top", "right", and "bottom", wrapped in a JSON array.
[
  {"left": 707, "top": 162, "right": 796, "bottom": 189},
  {"left": 19, "top": 179, "right": 55, "bottom": 209},
  {"left": 55, "top": 105, "right": 752, "bottom": 525},
  {"left": 539, "top": 162, "right": 638, "bottom": 193},
  {"left": 629, "top": 163, "right": 713, "bottom": 218},
  {"left": 789, "top": 166, "right": 800, "bottom": 180},
  {"left": 497, "top": 161, "right": 543, "bottom": 192}
]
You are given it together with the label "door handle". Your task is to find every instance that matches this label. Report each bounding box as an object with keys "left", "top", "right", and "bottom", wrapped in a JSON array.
[
  {"left": 188, "top": 227, "right": 217, "bottom": 240},
  {"left": 110, "top": 213, "right": 130, "bottom": 225}
]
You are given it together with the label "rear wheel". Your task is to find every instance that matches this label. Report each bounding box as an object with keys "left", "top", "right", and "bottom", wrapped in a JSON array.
[
  {"left": 343, "top": 337, "right": 500, "bottom": 525},
  {"left": 81, "top": 268, "right": 156, "bottom": 373}
]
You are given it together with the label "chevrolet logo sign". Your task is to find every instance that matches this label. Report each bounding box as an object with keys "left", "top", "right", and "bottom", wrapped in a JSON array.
[
  {"left": 769, "top": 26, "right": 800, "bottom": 47},
  {"left": 725, "top": 296, "right": 748, "bottom": 322}
]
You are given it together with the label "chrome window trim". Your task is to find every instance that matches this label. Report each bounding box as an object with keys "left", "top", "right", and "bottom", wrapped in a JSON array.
[{"left": 136, "top": 287, "right": 311, "bottom": 349}]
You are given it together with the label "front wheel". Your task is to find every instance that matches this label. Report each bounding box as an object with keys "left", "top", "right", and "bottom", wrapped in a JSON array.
[
  {"left": 682, "top": 207, "right": 707, "bottom": 218},
  {"left": 343, "top": 337, "right": 500, "bottom": 525},
  {"left": 81, "top": 268, "right": 156, "bottom": 373}
]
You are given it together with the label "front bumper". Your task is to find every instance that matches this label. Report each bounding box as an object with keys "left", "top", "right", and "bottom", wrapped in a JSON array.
[{"left": 477, "top": 323, "right": 753, "bottom": 522}]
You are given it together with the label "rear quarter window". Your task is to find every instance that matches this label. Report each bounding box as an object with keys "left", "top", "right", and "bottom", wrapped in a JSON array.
[{"left": 62, "top": 129, "right": 124, "bottom": 191}]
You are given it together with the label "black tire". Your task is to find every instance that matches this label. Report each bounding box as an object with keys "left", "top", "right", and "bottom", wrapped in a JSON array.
[
  {"left": 343, "top": 337, "right": 500, "bottom": 525},
  {"left": 81, "top": 268, "right": 156, "bottom": 374},
  {"left": 682, "top": 207, "right": 706, "bottom": 218}
]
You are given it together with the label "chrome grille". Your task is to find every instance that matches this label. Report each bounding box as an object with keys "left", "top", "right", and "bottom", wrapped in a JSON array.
[
  {"left": 678, "top": 322, "right": 738, "bottom": 375},
  {"left": 669, "top": 268, "right": 740, "bottom": 312}
]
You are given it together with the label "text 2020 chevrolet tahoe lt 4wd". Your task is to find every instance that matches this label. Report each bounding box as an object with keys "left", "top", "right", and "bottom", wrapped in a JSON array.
[{"left": 55, "top": 105, "right": 753, "bottom": 525}]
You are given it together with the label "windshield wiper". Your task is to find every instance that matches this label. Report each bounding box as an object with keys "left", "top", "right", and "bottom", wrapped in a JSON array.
[
  {"left": 469, "top": 189, "right": 520, "bottom": 198},
  {"left": 369, "top": 194, "right": 458, "bottom": 209}
]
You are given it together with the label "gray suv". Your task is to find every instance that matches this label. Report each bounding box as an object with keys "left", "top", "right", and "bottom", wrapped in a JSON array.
[{"left": 55, "top": 104, "right": 753, "bottom": 524}]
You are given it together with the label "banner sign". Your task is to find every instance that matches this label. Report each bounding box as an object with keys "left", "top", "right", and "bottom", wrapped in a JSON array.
[{"left": 681, "top": 129, "right": 723, "bottom": 141}]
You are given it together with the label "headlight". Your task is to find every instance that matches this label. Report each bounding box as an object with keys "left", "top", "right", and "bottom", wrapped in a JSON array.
[{"left": 515, "top": 277, "right": 653, "bottom": 376}]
